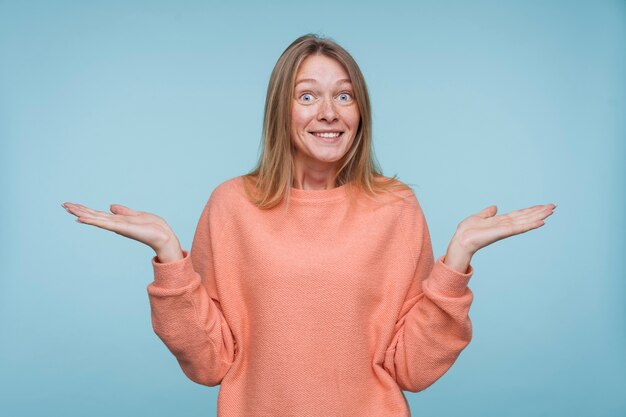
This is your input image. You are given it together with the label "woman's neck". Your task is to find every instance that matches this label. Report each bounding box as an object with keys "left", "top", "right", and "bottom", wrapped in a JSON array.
[{"left": 292, "top": 156, "right": 338, "bottom": 190}]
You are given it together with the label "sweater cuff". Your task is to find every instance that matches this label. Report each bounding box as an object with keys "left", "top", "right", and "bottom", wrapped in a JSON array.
[
  {"left": 424, "top": 255, "right": 474, "bottom": 296},
  {"left": 151, "top": 249, "right": 195, "bottom": 289}
]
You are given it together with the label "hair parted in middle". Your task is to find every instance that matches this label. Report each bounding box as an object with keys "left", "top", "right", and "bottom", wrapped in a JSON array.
[{"left": 243, "top": 33, "right": 411, "bottom": 209}]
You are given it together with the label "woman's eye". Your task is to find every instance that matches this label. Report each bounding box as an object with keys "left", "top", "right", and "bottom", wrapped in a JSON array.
[
  {"left": 338, "top": 93, "right": 353, "bottom": 102},
  {"left": 300, "top": 93, "right": 314, "bottom": 102}
]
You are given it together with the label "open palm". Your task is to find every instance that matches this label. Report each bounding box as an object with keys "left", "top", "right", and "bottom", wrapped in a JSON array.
[
  {"left": 62, "top": 202, "right": 178, "bottom": 253},
  {"left": 452, "top": 203, "right": 556, "bottom": 256}
]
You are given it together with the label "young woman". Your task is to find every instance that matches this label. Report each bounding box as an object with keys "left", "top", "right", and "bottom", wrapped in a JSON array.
[{"left": 63, "top": 34, "right": 555, "bottom": 416}]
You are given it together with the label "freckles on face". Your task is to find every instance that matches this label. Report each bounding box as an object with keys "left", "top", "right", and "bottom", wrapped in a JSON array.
[{"left": 290, "top": 54, "right": 360, "bottom": 166}]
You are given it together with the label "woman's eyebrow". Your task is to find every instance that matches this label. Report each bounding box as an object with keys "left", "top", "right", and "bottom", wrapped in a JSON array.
[{"left": 295, "top": 78, "right": 352, "bottom": 86}]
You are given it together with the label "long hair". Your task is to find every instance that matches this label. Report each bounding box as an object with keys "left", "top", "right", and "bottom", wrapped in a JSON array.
[{"left": 243, "top": 34, "right": 410, "bottom": 209}]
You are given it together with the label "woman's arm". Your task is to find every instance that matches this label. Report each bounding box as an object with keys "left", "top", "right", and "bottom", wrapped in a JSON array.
[
  {"left": 62, "top": 198, "right": 236, "bottom": 385},
  {"left": 384, "top": 200, "right": 473, "bottom": 392},
  {"left": 443, "top": 204, "right": 556, "bottom": 273},
  {"left": 147, "top": 198, "right": 236, "bottom": 387},
  {"left": 384, "top": 198, "right": 556, "bottom": 392}
]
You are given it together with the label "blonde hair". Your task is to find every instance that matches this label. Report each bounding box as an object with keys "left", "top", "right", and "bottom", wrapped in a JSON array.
[{"left": 243, "top": 33, "right": 411, "bottom": 209}]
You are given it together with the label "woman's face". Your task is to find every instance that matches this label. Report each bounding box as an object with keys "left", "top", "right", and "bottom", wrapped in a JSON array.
[{"left": 290, "top": 54, "right": 360, "bottom": 170}]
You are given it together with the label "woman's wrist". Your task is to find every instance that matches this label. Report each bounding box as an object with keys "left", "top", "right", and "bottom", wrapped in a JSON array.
[
  {"left": 443, "top": 239, "right": 473, "bottom": 274},
  {"left": 155, "top": 239, "right": 183, "bottom": 263}
]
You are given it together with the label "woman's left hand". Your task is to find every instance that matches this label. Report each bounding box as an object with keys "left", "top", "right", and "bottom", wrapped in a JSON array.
[{"left": 443, "top": 203, "right": 557, "bottom": 273}]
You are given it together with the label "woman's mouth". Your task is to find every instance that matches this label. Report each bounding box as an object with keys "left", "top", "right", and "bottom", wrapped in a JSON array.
[{"left": 309, "top": 131, "right": 343, "bottom": 143}]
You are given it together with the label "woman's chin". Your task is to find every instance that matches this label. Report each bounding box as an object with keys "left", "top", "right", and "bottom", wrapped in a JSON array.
[{"left": 309, "top": 152, "right": 345, "bottom": 164}]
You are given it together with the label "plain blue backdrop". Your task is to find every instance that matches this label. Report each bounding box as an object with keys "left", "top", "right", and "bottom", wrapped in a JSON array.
[{"left": 1, "top": 0, "right": 625, "bottom": 416}]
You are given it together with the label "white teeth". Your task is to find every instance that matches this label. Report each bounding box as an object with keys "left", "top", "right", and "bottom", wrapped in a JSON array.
[{"left": 313, "top": 132, "right": 341, "bottom": 138}]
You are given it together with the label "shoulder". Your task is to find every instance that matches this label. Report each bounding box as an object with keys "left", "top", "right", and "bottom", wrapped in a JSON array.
[
  {"left": 367, "top": 176, "right": 424, "bottom": 212},
  {"left": 373, "top": 178, "right": 432, "bottom": 246},
  {"left": 205, "top": 175, "right": 248, "bottom": 214},
  {"left": 373, "top": 178, "right": 431, "bottom": 237},
  {"left": 211, "top": 176, "right": 244, "bottom": 199}
]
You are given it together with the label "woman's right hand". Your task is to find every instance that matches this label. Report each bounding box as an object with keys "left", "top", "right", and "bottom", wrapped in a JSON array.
[{"left": 62, "top": 202, "right": 183, "bottom": 262}]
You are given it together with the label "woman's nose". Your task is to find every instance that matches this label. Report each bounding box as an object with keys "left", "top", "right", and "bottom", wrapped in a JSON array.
[{"left": 317, "top": 98, "right": 338, "bottom": 122}]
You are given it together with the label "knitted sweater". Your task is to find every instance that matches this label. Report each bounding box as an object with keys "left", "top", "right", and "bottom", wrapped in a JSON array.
[{"left": 146, "top": 175, "right": 474, "bottom": 417}]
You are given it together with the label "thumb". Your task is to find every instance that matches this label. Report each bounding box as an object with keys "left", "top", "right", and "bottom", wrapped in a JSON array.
[
  {"left": 110, "top": 204, "right": 139, "bottom": 215},
  {"left": 477, "top": 205, "right": 497, "bottom": 218}
]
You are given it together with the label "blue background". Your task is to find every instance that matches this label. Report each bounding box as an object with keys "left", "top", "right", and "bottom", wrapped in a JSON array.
[{"left": 1, "top": 0, "right": 625, "bottom": 416}]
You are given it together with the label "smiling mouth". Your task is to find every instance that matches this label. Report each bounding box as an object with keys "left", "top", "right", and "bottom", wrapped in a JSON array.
[{"left": 309, "top": 131, "right": 343, "bottom": 140}]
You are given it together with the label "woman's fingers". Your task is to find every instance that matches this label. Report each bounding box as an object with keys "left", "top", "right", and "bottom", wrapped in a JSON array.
[
  {"left": 508, "top": 204, "right": 556, "bottom": 225},
  {"left": 64, "top": 203, "right": 119, "bottom": 226},
  {"left": 494, "top": 204, "right": 555, "bottom": 224},
  {"left": 62, "top": 201, "right": 175, "bottom": 248},
  {"left": 476, "top": 205, "right": 498, "bottom": 219},
  {"left": 76, "top": 214, "right": 116, "bottom": 230},
  {"left": 63, "top": 202, "right": 89, "bottom": 217},
  {"left": 508, "top": 204, "right": 545, "bottom": 216},
  {"left": 77, "top": 215, "right": 147, "bottom": 242},
  {"left": 497, "top": 204, "right": 556, "bottom": 237},
  {"left": 506, "top": 218, "right": 544, "bottom": 236},
  {"left": 453, "top": 202, "right": 557, "bottom": 254},
  {"left": 64, "top": 202, "right": 102, "bottom": 215},
  {"left": 497, "top": 204, "right": 550, "bottom": 219},
  {"left": 65, "top": 202, "right": 137, "bottom": 221},
  {"left": 71, "top": 207, "right": 138, "bottom": 236},
  {"left": 110, "top": 204, "right": 141, "bottom": 216}
]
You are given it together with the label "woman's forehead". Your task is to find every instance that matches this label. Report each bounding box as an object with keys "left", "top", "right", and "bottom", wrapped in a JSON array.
[
  {"left": 295, "top": 55, "right": 352, "bottom": 83},
  {"left": 295, "top": 78, "right": 352, "bottom": 86}
]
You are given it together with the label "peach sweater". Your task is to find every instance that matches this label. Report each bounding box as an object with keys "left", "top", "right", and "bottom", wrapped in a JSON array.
[{"left": 147, "top": 176, "right": 474, "bottom": 416}]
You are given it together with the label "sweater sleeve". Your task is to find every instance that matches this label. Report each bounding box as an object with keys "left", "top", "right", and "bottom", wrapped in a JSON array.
[
  {"left": 383, "top": 193, "right": 474, "bottom": 392},
  {"left": 146, "top": 194, "right": 236, "bottom": 386}
]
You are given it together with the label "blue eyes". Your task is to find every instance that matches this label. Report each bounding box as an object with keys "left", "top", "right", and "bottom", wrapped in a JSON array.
[{"left": 298, "top": 92, "right": 353, "bottom": 103}]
